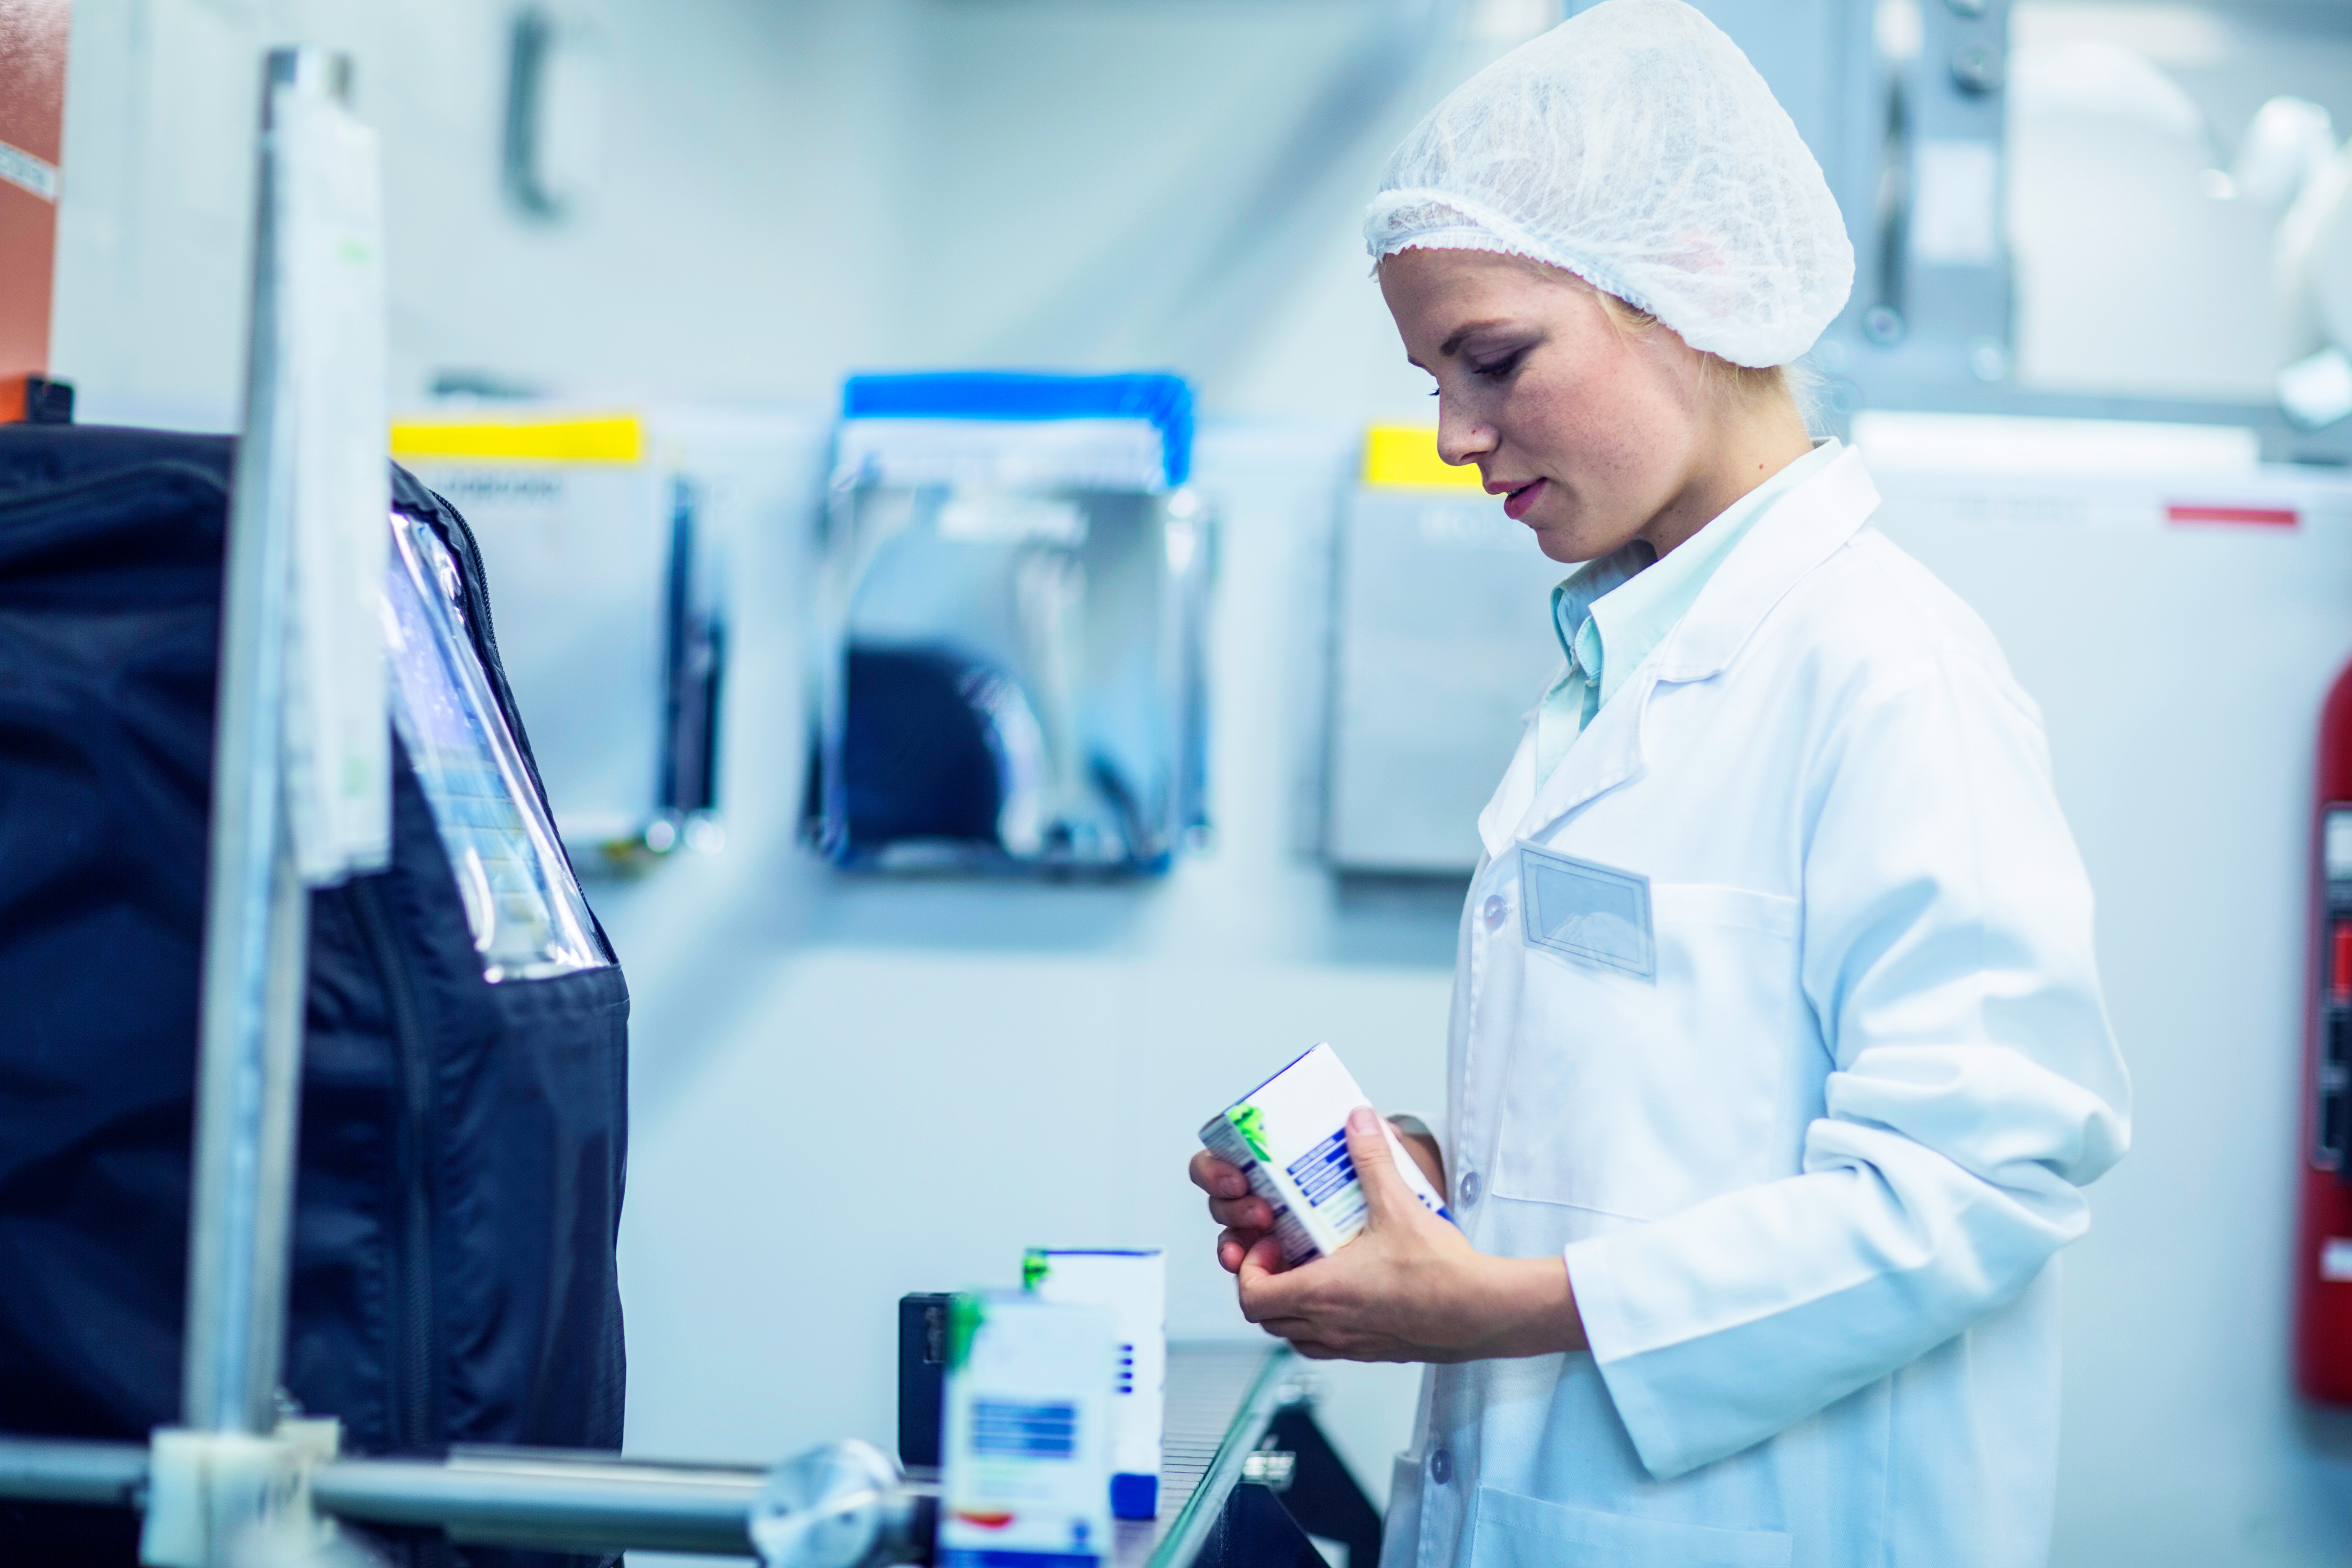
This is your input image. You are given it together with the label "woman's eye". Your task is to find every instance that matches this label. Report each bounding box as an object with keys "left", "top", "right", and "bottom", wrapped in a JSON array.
[{"left": 1471, "top": 351, "right": 1523, "bottom": 381}]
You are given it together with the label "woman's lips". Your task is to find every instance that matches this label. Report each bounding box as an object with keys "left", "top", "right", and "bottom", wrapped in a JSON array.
[{"left": 1502, "top": 478, "right": 1546, "bottom": 521}]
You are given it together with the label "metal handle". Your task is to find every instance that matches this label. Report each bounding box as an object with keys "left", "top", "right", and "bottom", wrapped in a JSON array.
[{"left": 1865, "top": 62, "right": 1911, "bottom": 345}]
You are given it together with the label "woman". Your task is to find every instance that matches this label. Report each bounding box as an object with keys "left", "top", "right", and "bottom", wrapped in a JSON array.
[{"left": 1188, "top": 4, "right": 2129, "bottom": 1565}]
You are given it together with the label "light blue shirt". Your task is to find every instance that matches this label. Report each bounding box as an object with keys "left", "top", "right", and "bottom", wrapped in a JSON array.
[{"left": 1535, "top": 439, "right": 1844, "bottom": 787}]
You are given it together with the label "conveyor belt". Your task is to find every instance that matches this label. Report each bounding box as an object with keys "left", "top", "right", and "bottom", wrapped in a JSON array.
[{"left": 1118, "top": 1339, "right": 1297, "bottom": 1568}]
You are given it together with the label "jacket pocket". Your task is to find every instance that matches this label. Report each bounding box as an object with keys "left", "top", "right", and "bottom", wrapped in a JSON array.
[
  {"left": 1494, "top": 880, "right": 1803, "bottom": 1221},
  {"left": 1466, "top": 1485, "right": 1791, "bottom": 1568}
]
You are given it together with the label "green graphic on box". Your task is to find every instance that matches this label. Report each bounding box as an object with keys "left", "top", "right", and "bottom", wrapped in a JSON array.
[{"left": 1225, "top": 1104, "right": 1271, "bottom": 1161}]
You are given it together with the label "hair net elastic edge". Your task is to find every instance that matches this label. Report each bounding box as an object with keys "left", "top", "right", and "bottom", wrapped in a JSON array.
[{"left": 1367, "top": 188, "right": 1671, "bottom": 352}]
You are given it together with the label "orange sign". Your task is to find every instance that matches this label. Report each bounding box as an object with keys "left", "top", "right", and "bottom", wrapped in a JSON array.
[{"left": 0, "top": 0, "right": 71, "bottom": 379}]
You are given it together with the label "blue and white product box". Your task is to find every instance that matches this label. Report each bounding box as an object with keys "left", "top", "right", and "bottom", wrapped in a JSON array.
[
  {"left": 938, "top": 1292, "right": 1116, "bottom": 1568},
  {"left": 1023, "top": 1248, "right": 1166, "bottom": 1520},
  {"left": 1200, "top": 1042, "right": 1454, "bottom": 1268}
]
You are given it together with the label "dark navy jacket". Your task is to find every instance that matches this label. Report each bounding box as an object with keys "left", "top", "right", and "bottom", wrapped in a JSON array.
[{"left": 0, "top": 426, "right": 629, "bottom": 1566}]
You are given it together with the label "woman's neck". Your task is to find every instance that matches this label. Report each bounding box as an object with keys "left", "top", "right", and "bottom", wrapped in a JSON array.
[{"left": 1639, "top": 396, "right": 1816, "bottom": 558}]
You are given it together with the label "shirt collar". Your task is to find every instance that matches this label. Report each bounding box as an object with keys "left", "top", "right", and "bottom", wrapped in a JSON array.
[
  {"left": 1549, "top": 540, "right": 1652, "bottom": 682},
  {"left": 1549, "top": 438, "right": 1844, "bottom": 702}
]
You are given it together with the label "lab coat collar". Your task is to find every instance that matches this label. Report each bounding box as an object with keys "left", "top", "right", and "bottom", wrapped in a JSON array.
[
  {"left": 1475, "top": 445, "right": 1882, "bottom": 861},
  {"left": 1654, "top": 443, "right": 1881, "bottom": 683}
]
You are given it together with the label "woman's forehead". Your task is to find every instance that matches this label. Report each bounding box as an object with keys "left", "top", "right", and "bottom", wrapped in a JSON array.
[{"left": 1381, "top": 250, "right": 1590, "bottom": 341}]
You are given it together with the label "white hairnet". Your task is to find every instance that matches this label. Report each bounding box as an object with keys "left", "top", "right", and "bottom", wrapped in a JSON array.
[{"left": 1364, "top": 0, "right": 1853, "bottom": 368}]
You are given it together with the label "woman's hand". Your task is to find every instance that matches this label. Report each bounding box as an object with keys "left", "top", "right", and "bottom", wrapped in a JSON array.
[
  {"left": 1234, "top": 1107, "right": 1589, "bottom": 1363},
  {"left": 1189, "top": 1114, "right": 1448, "bottom": 1276},
  {"left": 1188, "top": 1145, "right": 1274, "bottom": 1275}
]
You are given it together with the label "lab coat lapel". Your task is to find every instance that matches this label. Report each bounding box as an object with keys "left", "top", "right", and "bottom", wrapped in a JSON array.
[
  {"left": 1654, "top": 446, "right": 1882, "bottom": 683},
  {"left": 1475, "top": 712, "right": 1544, "bottom": 863},
  {"left": 1491, "top": 447, "right": 1882, "bottom": 852},
  {"left": 1503, "top": 664, "right": 1653, "bottom": 848}
]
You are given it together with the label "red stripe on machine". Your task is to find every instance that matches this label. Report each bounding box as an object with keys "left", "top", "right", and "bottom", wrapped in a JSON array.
[{"left": 2167, "top": 504, "right": 2299, "bottom": 528}]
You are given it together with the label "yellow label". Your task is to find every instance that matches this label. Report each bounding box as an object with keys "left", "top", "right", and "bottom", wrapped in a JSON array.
[
  {"left": 1361, "top": 425, "right": 1483, "bottom": 490},
  {"left": 390, "top": 415, "right": 643, "bottom": 465}
]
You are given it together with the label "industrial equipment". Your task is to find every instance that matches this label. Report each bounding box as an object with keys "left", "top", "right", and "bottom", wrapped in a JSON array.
[
  {"left": 1808, "top": 0, "right": 2352, "bottom": 460},
  {"left": 393, "top": 406, "right": 824, "bottom": 872},
  {"left": 2300, "top": 668, "right": 2352, "bottom": 1405},
  {"left": 1323, "top": 425, "right": 1563, "bottom": 875},
  {"left": 808, "top": 373, "right": 1211, "bottom": 875}
]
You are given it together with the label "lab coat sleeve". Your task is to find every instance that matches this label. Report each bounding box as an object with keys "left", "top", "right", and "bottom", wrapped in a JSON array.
[{"left": 1562, "top": 651, "right": 2131, "bottom": 1481}]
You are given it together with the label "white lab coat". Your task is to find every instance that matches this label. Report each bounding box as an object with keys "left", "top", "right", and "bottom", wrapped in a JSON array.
[{"left": 1383, "top": 446, "right": 2129, "bottom": 1568}]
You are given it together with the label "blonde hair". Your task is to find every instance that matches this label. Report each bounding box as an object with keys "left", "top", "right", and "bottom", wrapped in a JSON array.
[{"left": 1586, "top": 285, "right": 1816, "bottom": 421}]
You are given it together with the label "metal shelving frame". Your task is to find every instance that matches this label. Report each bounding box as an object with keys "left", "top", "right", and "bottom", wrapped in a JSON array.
[{"left": 0, "top": 45, "right": 925, "bottom": 1568}]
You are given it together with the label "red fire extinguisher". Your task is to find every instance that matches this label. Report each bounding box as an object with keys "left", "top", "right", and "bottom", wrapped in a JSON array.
[{"left": 2298, "top": 664, "right": 2352, "bottom": 1402}]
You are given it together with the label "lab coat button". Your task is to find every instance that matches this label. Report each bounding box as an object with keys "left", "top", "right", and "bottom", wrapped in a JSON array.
[
  {"left": 1457, "top": 1169, "right": 1480, "bottom": 1208},
  {"left": 1481, "top": 895, "right": 1506, "bottom": 930},
  {"left": 1429, "top": 1447, "right": 1452, "bottom": 1484}
]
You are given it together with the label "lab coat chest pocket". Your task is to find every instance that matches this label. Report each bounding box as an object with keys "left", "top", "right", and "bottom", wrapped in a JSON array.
[{"left": 1494, "top": 880, "right": 1801, "bottom": 1221}]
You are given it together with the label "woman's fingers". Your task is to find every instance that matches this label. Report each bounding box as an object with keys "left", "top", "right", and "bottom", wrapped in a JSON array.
[
  {"left": 1207, "top": 1194, "right": 1273, "bottom": 1230},
  {"left": 1217, "top": 1227, "right": 1263, "bottom": 1274},
  {"left": 1199, "top": 1149, "right": 1272, "bottom": 1271},
  {"left": 1189, "top": 1150, "right": 1250, "bottom": 1199},
  {"left": 1234, "top": 1234, "right": 1300, "bottom": 1321},
  {"left": 1253, "top": 1318, "right": 1342, "bottom": 1355}
]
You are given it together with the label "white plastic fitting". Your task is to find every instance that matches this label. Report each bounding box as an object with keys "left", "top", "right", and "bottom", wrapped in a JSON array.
[{"left": 139, "top": 1420, "right": 342, "bottom": 1568}]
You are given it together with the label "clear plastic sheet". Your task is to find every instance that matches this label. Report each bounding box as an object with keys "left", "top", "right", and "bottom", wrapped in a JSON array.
[{"left": 381, "top": 511, "right": 608, "bottom": 980}]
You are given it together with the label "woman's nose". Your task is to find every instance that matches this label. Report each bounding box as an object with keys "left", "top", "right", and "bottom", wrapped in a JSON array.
[{"left": 1435, "top": 403, "right": 1496, "bottom": 468}]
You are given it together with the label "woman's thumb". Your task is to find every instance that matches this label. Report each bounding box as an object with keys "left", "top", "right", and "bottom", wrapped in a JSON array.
[{"left": 1345, "top": 1105, "right": 1408, "bottom": 1223}]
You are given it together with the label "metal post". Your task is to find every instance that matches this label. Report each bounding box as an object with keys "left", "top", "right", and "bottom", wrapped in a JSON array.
[{"left": 181, "top": 45, "right": 352, "bottom": 1438}]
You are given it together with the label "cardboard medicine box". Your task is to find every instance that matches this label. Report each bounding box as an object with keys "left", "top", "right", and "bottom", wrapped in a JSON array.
[
  {"left": 1200, "top": 1042, "right": 1453, "bottom": 1267},
  {"left": 938, "top": 1291, "right": 1115, "bottom": 1568},
  {"left": 1024, "top": 1248, "right": 1165, "bottom": 1519}
]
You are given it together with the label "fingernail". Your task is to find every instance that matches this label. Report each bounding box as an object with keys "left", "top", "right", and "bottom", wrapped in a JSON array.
[{"left": 1348, "top": 1105, "right": 1378, "bottom": 1135}]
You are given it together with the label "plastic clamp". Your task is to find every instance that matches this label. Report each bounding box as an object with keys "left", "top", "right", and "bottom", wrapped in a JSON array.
[{"left": 139, "top": 1420, "right": 342, "bottom": 1568}]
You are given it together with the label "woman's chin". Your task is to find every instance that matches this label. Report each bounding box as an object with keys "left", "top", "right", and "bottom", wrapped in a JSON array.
[{"left": 1526, "top": 519, "right": 1606, "bottom": 565}]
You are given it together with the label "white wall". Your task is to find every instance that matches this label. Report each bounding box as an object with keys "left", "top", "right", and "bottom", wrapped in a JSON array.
[
  {"left": 51, "top": 0, "right": 932, "bottom": 425},
  {"left": 1871, "top": 473, "right": 2352, "bottom": 1566},
  {"left": 42, "top": 2, "right": 2352, "bottom": 1564},
  {"left": 45, "top": 0, "right": 1488, "bottom": 1526},
  {"left": 605, "top": 420, "right": 1446, "bottom": 1521}
]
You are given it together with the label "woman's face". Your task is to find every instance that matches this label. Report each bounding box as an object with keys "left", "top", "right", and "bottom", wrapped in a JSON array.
[{"left": 1379, "top": 247, "right": 1717, "bottom": 564}]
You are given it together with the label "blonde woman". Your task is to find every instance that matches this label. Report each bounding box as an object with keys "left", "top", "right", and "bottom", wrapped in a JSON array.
[{"left": 1191, "top": 4, "right": 2129, "bottom": 1564}]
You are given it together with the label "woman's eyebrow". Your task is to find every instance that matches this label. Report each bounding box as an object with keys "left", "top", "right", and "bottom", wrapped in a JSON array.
[{"left": 1439, "top": 318, "right": 1519, "bottom": 356}]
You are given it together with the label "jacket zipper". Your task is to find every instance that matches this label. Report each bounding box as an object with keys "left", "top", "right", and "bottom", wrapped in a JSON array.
[
  {"left": 443, "top": 507, "right": 511, "bottom": 712},
  {"left": 351, "top": 875, "right": 440, "bottom": 1458}
]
